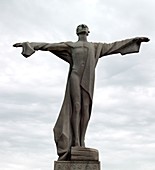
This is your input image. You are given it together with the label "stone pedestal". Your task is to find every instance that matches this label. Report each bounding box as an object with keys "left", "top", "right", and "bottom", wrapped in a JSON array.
[
  {"left": 54, "top": 161, "right": 100, "bottom": 170},
  {"left": 54, "top": 147, "right": 100, "bottom": 170},
  {"left": 71, "top": 147, "right": 99, "bottom": 161}
]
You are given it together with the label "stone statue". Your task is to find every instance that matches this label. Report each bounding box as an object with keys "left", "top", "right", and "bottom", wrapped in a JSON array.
[{"left": 13, "top": 24, "right": 149, "bottom": 161}]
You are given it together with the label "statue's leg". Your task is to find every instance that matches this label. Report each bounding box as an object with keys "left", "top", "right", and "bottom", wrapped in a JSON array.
[
  {"left": 70, "top": 72, "right": 81, "bottom": 146},
  {"left": 80, "top": 89, "right": 90, "bottom": 147}
]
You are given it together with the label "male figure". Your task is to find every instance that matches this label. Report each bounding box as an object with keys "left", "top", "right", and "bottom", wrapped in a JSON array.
[{"left": 13, "top": 24, "right": 149, "bottom": 160}]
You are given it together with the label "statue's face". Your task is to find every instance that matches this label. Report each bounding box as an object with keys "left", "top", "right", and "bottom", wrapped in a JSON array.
[{"left": 76, "top": 24, "right": 90, "bottom": 36}]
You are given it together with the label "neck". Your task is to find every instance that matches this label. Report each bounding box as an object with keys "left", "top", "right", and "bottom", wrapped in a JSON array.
[{"left": 78, "top": 34, "right": 88, "bottom": 42}]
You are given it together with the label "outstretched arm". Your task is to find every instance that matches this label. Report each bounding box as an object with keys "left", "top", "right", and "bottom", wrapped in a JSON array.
[
  {"left": 13, "top": 42, "right": 69, "bottom": 57},
  {"left": 99, "top": 37, "right": 150, "bottom": 57},
  {"left": 13, "top": 42, "right": 72, "bottom": 63}
]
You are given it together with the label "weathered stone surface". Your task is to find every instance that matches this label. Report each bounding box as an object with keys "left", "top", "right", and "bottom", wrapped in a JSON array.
[
  {"left": 54, "top": 161, "right": 100, "bottom": 170},
  {"left": 13, "top": 25, "right": 149, "bottom": 160},
  {"left": 71, "top": 146, "right": 99, "bottom": 161}
]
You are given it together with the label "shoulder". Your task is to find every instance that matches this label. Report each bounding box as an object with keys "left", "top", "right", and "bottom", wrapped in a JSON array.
[
  {"left": 64, "top": 41, "right": 74, "bottom": 47},
  {"left": 91, "top": 42, "right": 105, "bottom": 49}
]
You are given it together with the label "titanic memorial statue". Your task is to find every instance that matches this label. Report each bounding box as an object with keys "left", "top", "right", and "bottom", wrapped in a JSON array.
[{"left": 13, "top": 24, "right": 149, "bottom": 164}]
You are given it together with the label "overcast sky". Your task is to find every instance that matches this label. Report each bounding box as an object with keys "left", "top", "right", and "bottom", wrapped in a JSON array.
[{"left": 0, "top": 0, "right": 155, "bottom": 170}]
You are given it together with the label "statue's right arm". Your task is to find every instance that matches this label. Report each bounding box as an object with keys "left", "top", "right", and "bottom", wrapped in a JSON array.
[{"left": 13, "top": 42, "right": 70, "bottom": 58}]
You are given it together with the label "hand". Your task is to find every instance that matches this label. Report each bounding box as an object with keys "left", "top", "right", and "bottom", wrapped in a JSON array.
[
  {"left": 139, "top": 37, "right": 150, "bottom": 42},
  {"left": 134, "top": 37, "right": 150, "bottom": 43},
  {"left": 13, "top": 43, "right": 23, "bottom": 47}
]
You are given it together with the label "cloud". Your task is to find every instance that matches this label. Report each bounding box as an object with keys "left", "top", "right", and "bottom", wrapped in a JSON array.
[{"left": 0, "top": 0, "right": 155, "bottom": 170}]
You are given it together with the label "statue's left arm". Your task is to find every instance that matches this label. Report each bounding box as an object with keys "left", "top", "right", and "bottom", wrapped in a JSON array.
[{"left": 99, "top": 37, "right": 150, "bottom": 57}]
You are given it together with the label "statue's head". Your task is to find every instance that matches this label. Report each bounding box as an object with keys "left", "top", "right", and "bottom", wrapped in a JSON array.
[{"left": 76, "top": 24, "right": 90, "bottom": 36}]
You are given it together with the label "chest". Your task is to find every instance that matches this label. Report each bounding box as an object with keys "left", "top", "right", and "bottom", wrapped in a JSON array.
[{"left": 71, "top": 42, "right": 95, "bottom": 60}]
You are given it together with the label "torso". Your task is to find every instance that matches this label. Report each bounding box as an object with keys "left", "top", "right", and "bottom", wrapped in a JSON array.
[{"left": 71, "top": 41, "right": 89, "bottom": 78}]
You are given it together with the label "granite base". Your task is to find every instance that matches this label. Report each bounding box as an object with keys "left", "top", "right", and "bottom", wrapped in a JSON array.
[{"left": 54, "top": 161, "right": 100, "bottom": 170}]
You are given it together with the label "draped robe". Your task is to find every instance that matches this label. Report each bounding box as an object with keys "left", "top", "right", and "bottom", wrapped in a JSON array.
[{"left": 21, "top": 38, "right": 141, "bottom": 160}]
